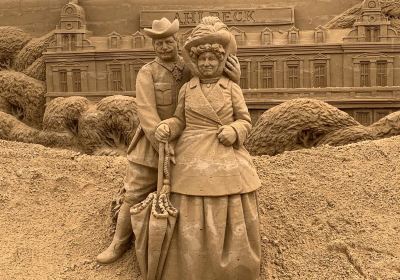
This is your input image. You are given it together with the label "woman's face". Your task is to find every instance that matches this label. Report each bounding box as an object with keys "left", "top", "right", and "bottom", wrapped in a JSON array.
[{"left": 197, "top": 52, "right": 221, "bottom": 78}]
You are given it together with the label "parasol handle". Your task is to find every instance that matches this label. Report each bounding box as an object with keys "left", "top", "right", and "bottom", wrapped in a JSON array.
[{"left": 157, "top": 141, "right": 170, "bottom": 196}]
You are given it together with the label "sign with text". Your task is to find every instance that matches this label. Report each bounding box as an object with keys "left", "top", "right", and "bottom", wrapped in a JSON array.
[{"left": 140, "top": 7, "right": 294, "bottom": 28}]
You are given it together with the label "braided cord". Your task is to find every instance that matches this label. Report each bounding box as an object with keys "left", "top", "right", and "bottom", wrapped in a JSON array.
[{"left": 164, "top": 142, "right": 170, "bottom": 181}]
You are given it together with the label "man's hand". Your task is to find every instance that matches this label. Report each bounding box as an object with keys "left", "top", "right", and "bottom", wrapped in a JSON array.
[
  {"left": 224, "top": 54, "right": 241, "bottom": 84},
  {"left": 155, "top": 124, "right": 170, "bottom": 143},
  {"left": 217, "top": 125, "right": 237, "bottom": 146}
]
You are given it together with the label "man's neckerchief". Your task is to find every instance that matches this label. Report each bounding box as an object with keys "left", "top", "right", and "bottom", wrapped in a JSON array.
[{"left": 155, "top": 56, "right": 184, "bottom": 82}]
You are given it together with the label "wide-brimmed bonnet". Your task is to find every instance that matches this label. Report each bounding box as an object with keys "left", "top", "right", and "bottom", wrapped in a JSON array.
[{"left": 183, "top": 17, "right": 237, "bottom": 78}]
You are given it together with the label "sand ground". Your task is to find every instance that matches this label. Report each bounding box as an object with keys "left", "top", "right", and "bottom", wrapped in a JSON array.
[{"left": 1, "top": 137, "right": 399, "bottom": 279}]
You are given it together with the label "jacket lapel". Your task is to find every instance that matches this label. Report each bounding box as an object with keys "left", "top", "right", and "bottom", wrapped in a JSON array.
[
  {"left": 186, "top": 77, "right": 222, "bottom": 125},
  {"left": 208, "top": 77, "right": 228, "bottom": 114}
]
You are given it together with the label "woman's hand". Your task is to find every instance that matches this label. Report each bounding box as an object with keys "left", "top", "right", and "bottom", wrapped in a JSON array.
[
  {"left": 224, "top": 55, "right": 241, "bottom": 84},
  {"left": 155, "top": 124, "right": 170, "bottom": 143},
  {"left": 217, "top": 125, "right": 237, "bottom": 146}
]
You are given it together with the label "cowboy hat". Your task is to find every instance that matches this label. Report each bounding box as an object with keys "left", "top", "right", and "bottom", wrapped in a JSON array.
[{"left": 143, "top": 18, "right": 179, "bottom": 39}]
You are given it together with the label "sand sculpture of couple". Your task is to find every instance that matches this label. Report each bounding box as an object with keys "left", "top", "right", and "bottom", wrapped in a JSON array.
[{"left": 97, "top": 16, "right": 262, "bottom": 280}]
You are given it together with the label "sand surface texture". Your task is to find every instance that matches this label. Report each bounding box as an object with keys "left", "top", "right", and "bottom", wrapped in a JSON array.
[{"left": 1, "top": 137, "right": 399, "bottom": 279}]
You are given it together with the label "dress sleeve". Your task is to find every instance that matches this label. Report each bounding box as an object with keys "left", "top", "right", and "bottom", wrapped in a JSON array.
[
  {"left": 136, "top": 66, "right": 161, "bottom": 151},
  {"left": 229, "top": 82, "right": 252, "bottom": 149},
  {"left": 159, "top": 83, "right": 187, "bottom": 141}
]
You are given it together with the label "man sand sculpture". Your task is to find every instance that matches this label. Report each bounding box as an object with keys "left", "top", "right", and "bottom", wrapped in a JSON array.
[{"left": 96, "top": 17, "right": 241, "bottom": 264}]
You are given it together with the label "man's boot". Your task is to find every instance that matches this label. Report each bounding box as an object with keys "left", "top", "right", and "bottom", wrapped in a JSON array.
[{"left": 96, "top": 202, "right": 132, "bottom": 264}]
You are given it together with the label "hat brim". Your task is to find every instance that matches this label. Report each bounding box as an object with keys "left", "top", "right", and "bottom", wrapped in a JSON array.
[
  {"left": 143, "top": 19, "right": 179, "bottom": 39},
  {"left": 184, "top": 31, "right": 235, "bottom": 53}
]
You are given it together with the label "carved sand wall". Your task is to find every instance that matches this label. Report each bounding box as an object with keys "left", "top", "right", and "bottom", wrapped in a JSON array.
[{"left": 0, "top": 0, "right": 360, "bottom": 36}]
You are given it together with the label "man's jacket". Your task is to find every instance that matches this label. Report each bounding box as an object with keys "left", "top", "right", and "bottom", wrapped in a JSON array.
[{"left": 127, "top": 56, "right": 191, "bottom": 167}]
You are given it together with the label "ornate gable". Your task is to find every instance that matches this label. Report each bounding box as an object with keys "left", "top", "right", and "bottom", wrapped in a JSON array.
[
  {"left": 108, "top": 31, "right": 122, "bottom": 49},
  {"left": 261, "top": 27, "right": 273, "bottom": 45},
  {"left": 132, "top": 31, "right": 146, "bottom": 48},
  {"left": 230, "top": 26, "right": 246, "bottom": 45},
  {"left": 285, "top": 54, "right": 302, "bottom": 61},
  {"left": 314, "top": 25, "right": 326, "bottom": 43},
  {"left": 312, "top": 53, "right": 329, "bottom": 60},
  {"left": 287, "top": 26, "right": 299, "bottom": 44}
]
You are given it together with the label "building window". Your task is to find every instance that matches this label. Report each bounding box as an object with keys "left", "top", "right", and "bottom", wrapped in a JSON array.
[
  {"left": 240, "top": 63, "right": 249, "bottom": 89},
  {"left": 314, "top": 63, "right": 327, "bottom": 87},
  {"left": 289, "top": 33, "right": 297, "bottom": 44},
  {"left": 366, "top": 26, "right": 379, "bottom": 42},
  {"left": 263, "top": 33, "right": 272, "bottom": 45},
  {"left": 374, "top": 110, "right": 391, "bottom": 122},
  {"left": 59, "top": 71, "right": 68, "bottom": 92},
  {"left": 110, "top": 37, "right": 118, "bottom": 49},
  {"left": 132, "top": 67, "right": 141, "bottom": 90},
  {"left": 360, "top": 62, "right": 370, "bottom": 87},
  {"left": 375, "top": 110, "right": 390, "bottom": 121},
  {"left": 62, "top": 34, "right": 77, "bottom": 51},
  {"left": 111, "top": 68, "right": 123, "bottom": 91},
  {"left": 71, "top": 34, "right": 76, "bottom": 51},
  {"left": 355, "top": 111, "right": 372, "bottom": 125},
  {"left": 353, "top": 54, "right": 394, "bottom": 87},
  {"left": 376, "top": 61, "right": 387, "bottom": 86},
  {"left": 72, "top": 69, "right": 81, "bottom": 92},
  {"left": 262, "top": 65, "right": 274, "bottom": 88},
  {"left": 62, "top": 35, "right": 69, "bottom": 51},
  {"left": 288, "top": 65, "right": 300, "bottom": 88},
  {"left": 133, "top": 37, "right": 143, "bottom": 48},
  {"left": 316, "top": 31, "right": 324, "bottom": 43},
  {"left": 129, "top": 60, "right": 146, "bottom": 91}
]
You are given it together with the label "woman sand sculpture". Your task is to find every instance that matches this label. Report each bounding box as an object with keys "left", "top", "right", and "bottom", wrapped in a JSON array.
[{"left": 146, "top": 17, "right": 262, "bottom": 279}]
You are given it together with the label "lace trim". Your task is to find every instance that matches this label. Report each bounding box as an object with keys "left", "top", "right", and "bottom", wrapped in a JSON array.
[{"left": 200, "top": 77, "right": 220, "bottom": 84}]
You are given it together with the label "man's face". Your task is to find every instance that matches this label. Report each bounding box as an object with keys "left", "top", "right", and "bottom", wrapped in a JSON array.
[{"left": 153, "top": 36, "right": 178, "bottom": 62}]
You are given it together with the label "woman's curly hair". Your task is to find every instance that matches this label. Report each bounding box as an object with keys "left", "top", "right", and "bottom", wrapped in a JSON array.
[{"left": 189, "top": 43, "right": 225, "bottom": 62}]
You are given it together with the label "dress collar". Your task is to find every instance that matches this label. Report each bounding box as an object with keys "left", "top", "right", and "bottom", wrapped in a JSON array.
[{"left": 189, "top": 76, "right": 229, "bottom": 89}]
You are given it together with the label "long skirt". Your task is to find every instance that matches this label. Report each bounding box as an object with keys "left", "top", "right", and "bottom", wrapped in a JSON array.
[{"left": 161, "top": 191, "right": 261, "bottom": 280}]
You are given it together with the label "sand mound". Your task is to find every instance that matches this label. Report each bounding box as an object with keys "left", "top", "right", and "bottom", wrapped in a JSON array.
[
  {"left": 0, "top": 26, "right": 31, "bottom": 68},
  {"left": 0, "top": 70, "right": 46, "bottom": 128},
  {"left": 13, "top": 31, "right": 55, "bottom": 72},
  {"left": 1, "top": 137, "right": 399, "bottom": 279},
  {"left": 316, "top": 125, "right": 375, "bottom": 147},
  {"left": 245, "top": 98, "right": 360, "bottom": 156}
]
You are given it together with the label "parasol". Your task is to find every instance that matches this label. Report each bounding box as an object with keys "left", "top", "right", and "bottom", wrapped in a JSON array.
[{"left": 130, "top": 142, "right": 178, "bottom": 280}]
